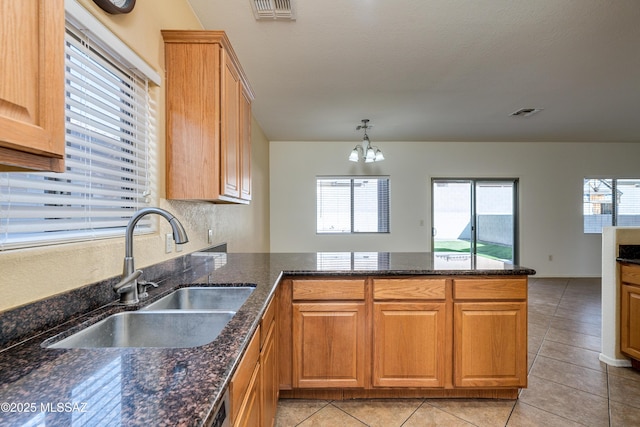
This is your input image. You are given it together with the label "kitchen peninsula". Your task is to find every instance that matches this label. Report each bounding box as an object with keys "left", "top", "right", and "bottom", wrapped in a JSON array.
[{"left": 0, "top": 251, "right": 535, "bottom": 426}]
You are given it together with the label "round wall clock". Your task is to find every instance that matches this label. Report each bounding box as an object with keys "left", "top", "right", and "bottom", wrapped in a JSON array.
[{"left": 93, "top": 0, "right": 136, "bottom": 14}]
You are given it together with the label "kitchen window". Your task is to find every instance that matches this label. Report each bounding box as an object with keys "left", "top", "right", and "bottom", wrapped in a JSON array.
[
  {"left": 0, "top": 8, "right": 159, "bottom": 250},
  {"left": 316, "top": 177, "right": 390, "bottom": 234},
  {"left": 583, "top": 178, "right": 640, "bottom": 233}
]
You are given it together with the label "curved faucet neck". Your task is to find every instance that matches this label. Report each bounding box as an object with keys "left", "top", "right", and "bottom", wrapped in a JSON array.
[
  {"left": 118, "top": 207, "right": 189, "bottom": 304},
  {"left": 124, "top": 207, "right": 178, "bottom": 258}
]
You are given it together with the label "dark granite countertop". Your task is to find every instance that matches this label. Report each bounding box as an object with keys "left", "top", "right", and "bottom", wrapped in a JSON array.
[
  {"left": 0, "top": 251, "right": 535, "bottom": 426},
  {"left": 617, "top": 244, "right": 640, "bottom": 265},
  {"left": 618, "top": 258, "right": 640, "bottom": 265}
]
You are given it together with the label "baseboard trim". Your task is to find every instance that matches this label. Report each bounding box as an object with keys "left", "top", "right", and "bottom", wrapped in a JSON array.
[{"left": 599, "top": 353, "right": 632, "bottom": 367}]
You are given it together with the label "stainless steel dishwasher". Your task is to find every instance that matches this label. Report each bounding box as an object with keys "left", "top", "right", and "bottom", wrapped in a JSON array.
[{"left": 209, "top": 389, "right": 230, "bottom": 427}]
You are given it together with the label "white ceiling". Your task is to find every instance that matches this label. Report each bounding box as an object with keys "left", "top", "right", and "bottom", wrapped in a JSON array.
[{"left": 187, "top": 0, "right": 640, "bottom": 143}]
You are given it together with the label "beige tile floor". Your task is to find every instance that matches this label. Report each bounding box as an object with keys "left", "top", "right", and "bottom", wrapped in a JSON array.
[{"left": 274, "top": 278, "right": 640, "bottom": 426}]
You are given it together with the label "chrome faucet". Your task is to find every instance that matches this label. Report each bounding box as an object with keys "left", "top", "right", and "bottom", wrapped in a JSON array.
[{"left": 114, "top": 207, "right": 189, "bottom": 304}]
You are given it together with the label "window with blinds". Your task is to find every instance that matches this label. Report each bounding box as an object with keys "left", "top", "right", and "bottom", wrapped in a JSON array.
[
  {"left": 583, "top": 178, "right": 640, "bottom": 233},
  {"left": 0, "top": 21, "right": 153, "bottom": 250},
  {"left": 316, "top": 177, "right": 390, "bottom": 233}
]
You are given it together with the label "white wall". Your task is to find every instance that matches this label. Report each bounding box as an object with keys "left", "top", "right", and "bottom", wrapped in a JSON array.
[{"left": 270, "top": 140, "right": 640, "bottom": 277}]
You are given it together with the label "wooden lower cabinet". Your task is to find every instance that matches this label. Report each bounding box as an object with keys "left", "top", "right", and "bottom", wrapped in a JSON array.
[
  {"left": 373, "top": 302, "right": 446, "bottom": 387},
  {"left": 621, "top": 263, "right": 640, "bottom": 361},
  {"left": 231, "top": 327, "right": 260, "bottom": 426},
  {"left": 281, "top": 275, "right": 528, "bottom": 399},
  {"left": 234, "top": 361, "right": 261, "bottom": 427},
  {"left": 260, "top": 299, "right": 278, "bottom": 427},
  {"left": 453, "top": 302, "right": 527, "bottom": 387},
  {"left": 232, "top": 295, "right": 279, "bottom": 427},
  {"left": 292, "top": 302, "right": 366, "bottom": 388}
]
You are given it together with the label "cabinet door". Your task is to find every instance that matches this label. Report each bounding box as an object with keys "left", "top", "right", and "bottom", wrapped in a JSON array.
[
  {"left": 454, "top": 302, "right": 527, "bottom": 387},
  {"left": 240, "top": 87, "right": 252, "bottom": 201},
  {"left": 234, "top": 362, "right": 261, "bottom": 427},
  {"left": 220, "top": 48, "right": 241, "bottom": 199},
  {"left": 293, "top": 302, "right": 366, "bottom": 388},
  {"left": 260, "top": 320, "right": 278, "bottom": 427},
  {"left": 0, "top": 0, "right": 65, "bottom": 172},
  {"left": 621, "top": 283, "right": 640, "bottom": 360},
  {"left": 230, "top": 328, "right": 260, "bottom": 423},
  {"left": 164, "top": 40, "right": 221, "bottom": 200},
  {"left": 373, "top": 302, "right": 446, "bottom": 388}
]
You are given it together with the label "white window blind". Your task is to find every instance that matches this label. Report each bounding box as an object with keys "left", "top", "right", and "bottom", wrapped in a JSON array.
[
  {"left": 583, "top": 178, "right": 640, "bottom": 233},
  {"left": 0, "top": 21, "right": 153, "bottom": 250},
  {"left": 316, "top": 177, "right": 390, "bottom": 233}
]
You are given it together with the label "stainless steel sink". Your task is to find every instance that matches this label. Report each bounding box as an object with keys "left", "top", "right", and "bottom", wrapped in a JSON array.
[
  {"left": 142, "top": 286, "right": 254, "bottom": 311},
  {"left": 45, "top": 310, "right": 235, "bottom": 349}
]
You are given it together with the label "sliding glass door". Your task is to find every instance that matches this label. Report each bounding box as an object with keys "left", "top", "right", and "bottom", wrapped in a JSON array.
[{"left": 432, "top": 179, "right": 518, "bottom": 263}]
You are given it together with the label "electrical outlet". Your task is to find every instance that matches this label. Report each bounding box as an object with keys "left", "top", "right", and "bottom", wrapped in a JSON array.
[{"left": 165, "top": 233, "right": 173, "bottom": 253}]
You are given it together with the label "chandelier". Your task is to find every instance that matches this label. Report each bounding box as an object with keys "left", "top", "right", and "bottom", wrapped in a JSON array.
[{"left": 348, "top": 119, "right": 384, "bottom": 163}]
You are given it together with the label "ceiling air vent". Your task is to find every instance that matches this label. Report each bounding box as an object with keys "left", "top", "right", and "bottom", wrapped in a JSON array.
[
  {"left": 509, "top": 108, "right": 543, "bottom": 118},
  {"left": 251, "top": 0, "right": 296, "bottom": 20}
]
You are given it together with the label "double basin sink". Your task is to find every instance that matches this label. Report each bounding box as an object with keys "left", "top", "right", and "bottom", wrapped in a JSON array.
[{"left": 45, "top": 286, "right": 254, "bottom": 349}]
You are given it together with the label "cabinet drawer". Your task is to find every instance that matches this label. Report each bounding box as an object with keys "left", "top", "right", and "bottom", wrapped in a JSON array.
[
  {"left": 231, "top": 325, "right": 260, "bottom": 421},
  {"left": 453, "top": 278, "right": 527, "bottom": 300},
  {"left": 260, "top": 297, "right": 276, "bottom": 348},
  {"left": 621, "top": 264, "right": 640, "bottom": 287},
  {"left": 373, "top": 278, "right": 446, "bottom": 300},
  {"left": 292, "top": 279, "right": 365, "bottom": 301}
]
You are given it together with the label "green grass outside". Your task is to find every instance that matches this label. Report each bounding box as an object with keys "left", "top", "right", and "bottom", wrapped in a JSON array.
[{"left": 433, "top": 239, "right": 513, "bottom": 261}]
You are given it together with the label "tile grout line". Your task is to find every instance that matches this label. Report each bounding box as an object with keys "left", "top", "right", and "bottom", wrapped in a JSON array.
[
  {"left": 328, "top": 401, "right": 370, "bottom": 426},
  {"left": 398, "top": 399, "right": 427, "bottom": 427}
]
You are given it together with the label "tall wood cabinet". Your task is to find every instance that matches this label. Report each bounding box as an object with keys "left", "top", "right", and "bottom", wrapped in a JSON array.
[
  {"left": 162, "top": 31, "right": 254, "bottom": 203},
  {"left": 0, "top": 0, "right": 65, "bottom": 172},
  {"left": 620, "top": 263, "right": 640, "bottom": 361}
]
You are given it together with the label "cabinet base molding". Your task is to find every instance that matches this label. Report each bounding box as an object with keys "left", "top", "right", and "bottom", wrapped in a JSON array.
[{"left": 280, "top": 388, "right": 519, "bottom": 400}]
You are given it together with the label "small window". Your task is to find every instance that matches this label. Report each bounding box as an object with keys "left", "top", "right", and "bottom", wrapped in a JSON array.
[
  {"left": 316, "top": 177, "right": 390, "bottom": 234},
  {"left": 583, "top": 178, "right": 640, "bottom": 233},
  {"left": 0, "top": 18, "right": 155, "bottom": 250}
]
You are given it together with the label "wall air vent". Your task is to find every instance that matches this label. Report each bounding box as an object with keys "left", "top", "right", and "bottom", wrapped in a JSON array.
[
  {"left": 509, "top": 108, "right": 543, "bottom": 117},
  {"left": 251, "top": 0, "right": 296, "bottom": 20}
]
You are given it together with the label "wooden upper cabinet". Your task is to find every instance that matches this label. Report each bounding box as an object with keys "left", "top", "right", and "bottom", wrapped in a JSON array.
[
  {"left": 240, "top": 87, "right": 252, "bottom": 201},
  {"left": 162, "top": 30, "right": 254, "bottom": 203},
  {"left": 0, "top": 0, "right": 65, "bottom": 172},
  {"left": 220, "top": 49, "right": 241, "bottom": 199}
]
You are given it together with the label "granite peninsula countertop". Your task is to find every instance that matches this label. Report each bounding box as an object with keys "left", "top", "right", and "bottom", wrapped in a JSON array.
[
  {"left": 617, "top": 244, "right": 640, "bottom": 265},
  {"left": 0, "top": 251, "right": 535, "bottom": 426}
]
